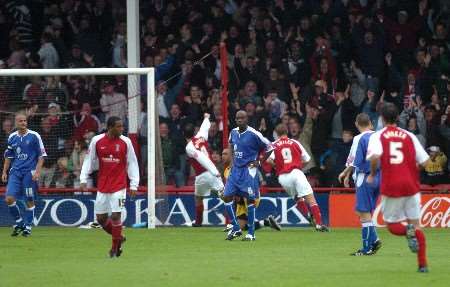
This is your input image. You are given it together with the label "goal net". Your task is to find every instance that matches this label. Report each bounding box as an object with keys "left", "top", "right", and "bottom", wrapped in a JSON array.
[{"left": 0, "top": 68, "right": 162, "bottom": 229}]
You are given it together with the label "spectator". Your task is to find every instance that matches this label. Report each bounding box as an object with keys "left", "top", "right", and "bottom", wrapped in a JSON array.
[
  {"left": 319, "top": 130, "right": 354, "bottom": 186},
  {"left": 7, "top": 39, "right": 26, "bottom": 68},
  {"left": 73, "top": 103, "right": 100, "bottom": 141},
  {"left": 160, "top": 122, "right": 183, "bottom": 186},
  {"left": 423, "top": 146, "right": 448, "bottom": 185},
  {"left": 38, "top": 32, "right": 59, "bottom": 69},
  {"left": 100, "top": 80, "right": 127, "bottom": 124},
  {"left": 39, "top": 117, "right": 59, "bottom": 187},
  {"left": 68, "top": 140, "right": 87, "bottom": 188},
  {"left": 156, "top": 74, "right": 185, "bottom": 119},
  {"left": 53, "top": 157, "right": 72, "bottom": 188}
]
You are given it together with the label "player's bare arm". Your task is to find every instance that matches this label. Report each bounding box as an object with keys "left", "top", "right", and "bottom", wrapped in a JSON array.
[
  {"left": 367, "top": 156, "right": 380, "bottom": 184},
  {"left": 252, "top": 149, "right": 274, "bottom": 167},
  {"left": 2, "top": 158, "right": 11, "bottom": 183},
  {"left": 32, "top": 157, "right": 45, "bottom": 181},
  {"left": 338, "top": 166, "right": 354, "bottom": 187}
]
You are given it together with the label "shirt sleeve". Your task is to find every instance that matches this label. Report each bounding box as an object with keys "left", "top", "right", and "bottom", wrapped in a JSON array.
[
  {"left": 293, "top": 139, "right": 311, "bottom": 163},
  {"left": 186, "top": 141, "right": 220, "bottom": 176},
  {"left": 228, "top": 131, "right": 233, "bottom": 145},
  {"left": 195, "top": 117, "right": 211, "bottom": 140},
  {"left": 4, "top": 135, "right": 15, "bottom": 159},
  {"left": 35, "top": 133, "right": 47, "bottom": 157},
  {"left": 80, "top": 137, "right": 99, "bottom": 184},
  {"left": 411, "top": 133, "right": 430, "bottom": 164},
  {"left": 255, "top": 130, "right": 273, "bottom": 152},
  {"left": 366, "top": 132, "right": 383, "bottom": 160},
  {"left": 346, "top": 137, "right": 358, "bottom": 167},
  {"left": 125, "top": 138, "right": 140, "bottom": 190},
  {"left": 353, "top": 138, "right": 365, "bottom": 170}
]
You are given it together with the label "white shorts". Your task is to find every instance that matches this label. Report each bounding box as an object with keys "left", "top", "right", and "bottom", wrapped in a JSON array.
[
  {"left": 381, "top": 193, "right": 421, "bottom": 223},
  {"left": 94, "top": 189, "right": 126, "bottom": 214},
  {"left": 278, "top": 169, "right": 313, "bottom": 199},
  {"left": 194, "top": 171, "right": 224, "bottom": 197}
]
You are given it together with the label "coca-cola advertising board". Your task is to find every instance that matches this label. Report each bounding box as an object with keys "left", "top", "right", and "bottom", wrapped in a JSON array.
[{"left": 329, "top": 193, "right": 450, "bottom": 228}]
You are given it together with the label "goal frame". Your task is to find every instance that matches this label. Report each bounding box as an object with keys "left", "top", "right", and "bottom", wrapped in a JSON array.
[{"left": 0, "top": 67, "right": 157, "bottom": 229}]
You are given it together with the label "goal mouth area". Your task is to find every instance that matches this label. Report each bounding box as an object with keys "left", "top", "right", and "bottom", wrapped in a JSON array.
[{"left": 0, "top": 67, "right": 157, "bottom": 229}]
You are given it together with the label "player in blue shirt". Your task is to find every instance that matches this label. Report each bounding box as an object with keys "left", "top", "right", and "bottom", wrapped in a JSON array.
[
  {"left": 2, "top": 113, "right": 46, "bottom": 237},
  {"left": 223, "top": 110, "right": 273, "bottom": 241},
  {"left": 339, "top": 113, "right": 381, "bottom": 255}
]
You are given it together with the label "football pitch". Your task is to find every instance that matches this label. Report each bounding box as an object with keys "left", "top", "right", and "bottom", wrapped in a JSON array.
[{"left": 0, "top": 227, "right": 449, "bottom": 287}]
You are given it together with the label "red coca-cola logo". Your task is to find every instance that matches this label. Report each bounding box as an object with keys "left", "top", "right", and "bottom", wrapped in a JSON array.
[{"left": 373, "top": 195, "right": 450, "bottom": 228}]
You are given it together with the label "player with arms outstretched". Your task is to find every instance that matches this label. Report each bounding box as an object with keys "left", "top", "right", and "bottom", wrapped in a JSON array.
[
  {"left": 339, "top": 113, "right": 381, "bottom": 255},
  {"left": 366, "top": 103, "right": 430, "bottom": 272},
  {"left": 80, "top": 116, "right": 139, "bottom": 258},
  {"left": 271, "top": 124, "right": 328, "bottom": 232},
  {"left": 185, "top": 113, "right": 224, "bottom": 227},
  {"left": 223, "top": 110, "right": 273, "bottom": 241},
  {"left": 2, "top": 112, "right": 46, "bottom": 237}
]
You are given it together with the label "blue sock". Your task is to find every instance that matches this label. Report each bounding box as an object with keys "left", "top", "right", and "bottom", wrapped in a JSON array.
[
  {"left": 24, "top": 206, "right": 35, "bottom": 228},
  {"left": 224, "top": 201, "right": 239, "bottom": 230},
  {"left": 369, "top": 224, "right": 378, "bottom": 245},
  {"left": 8, "top": 202, "right": 23, "bottom": 226},
  {"left": 361, "top": 222, "right": 371, "bottom": 252},
  {"left": 247, "top": 204, "right": 255, "bottom": 236}
]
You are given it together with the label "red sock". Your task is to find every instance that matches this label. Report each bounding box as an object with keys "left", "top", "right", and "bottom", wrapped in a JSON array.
[
  {"left": 415, "top": 229, "right": 427, "bottom": 268},
  {"left": 296, "top": 200, "right": 310, "bottom": 218},
  {"left": 309, "top": 204, "right": 323, "bottom": 225},
  {"left": 195, "top": 202, "right": 204, "bottom": 225},
  {"left": 111, "top": 220, "right": 122, "bottom": 252},
  {"left": 102, "top": 218, "right": 112, "bottom": 235},
  {"left": 224, "top": 214, "right": 231, "bottom": 225},
  {"left": 387, "top": 222, "right": 407, "bottom": 236}
]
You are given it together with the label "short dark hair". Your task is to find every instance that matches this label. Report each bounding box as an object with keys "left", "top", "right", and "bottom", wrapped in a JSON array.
[
  {"left": 355, "top": 113, "right": 371, "bottom": 128},
  {"left": 184, "top": 123, "right": 195, "bottom": 138},
  {"left": 381, "top": 103, "right": 399, "bottom": 124},
  {"left": 107, "top": 116, "right": 122, "bottom": 129},
  {"left": 275, "top": 123, "right": 288, "bottom": 137}
]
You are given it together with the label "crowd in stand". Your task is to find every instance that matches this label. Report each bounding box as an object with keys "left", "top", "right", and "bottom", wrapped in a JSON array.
[{"left": 0, "top": 0, "right": 449, "bottom": 188}]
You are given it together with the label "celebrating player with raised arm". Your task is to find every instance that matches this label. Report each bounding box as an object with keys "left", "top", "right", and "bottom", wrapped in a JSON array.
[
  {"left": 185, "top": 113, "right": 224, "bottom": 227},
  {"left": 271, "top": 124, "right": 328, "bottom": 232},
  {"left": 366, "top": 103, "right": 430, "bottom": 273},
  {"left": 223, "top": 110, "right": 273, "bottom": 241},
  {"left": 80, "top": 116, "right": 139, "bottom": 258},
  {"left": 2, "top": 112, "right": 46, "bottom": 237},
  {"left": 339, "top": 113, "right": 381, "bottom": 256}
]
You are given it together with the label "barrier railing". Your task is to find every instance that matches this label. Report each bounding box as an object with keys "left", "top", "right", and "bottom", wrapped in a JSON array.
[{"left": 0, "top": 185, "right": 448, "bottom": 194}]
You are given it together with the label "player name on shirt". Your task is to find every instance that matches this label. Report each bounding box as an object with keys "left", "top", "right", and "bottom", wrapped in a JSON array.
[{"left": 382, "top": 130, "right": 407, "bottom": 139}]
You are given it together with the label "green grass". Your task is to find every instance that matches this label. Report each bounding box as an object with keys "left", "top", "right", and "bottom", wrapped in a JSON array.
[{"left": 0, "top": 227, "right": 449, "bottom": 287}]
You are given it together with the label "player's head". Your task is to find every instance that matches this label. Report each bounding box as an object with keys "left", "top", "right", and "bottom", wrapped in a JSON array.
[
  {"left": 235, "top": 110, "right": 248, "bottom": 130},
  {"left": 381, "top": 103, "right": 399, "bottom": 125},
  {"left": 275, "top": 123, "right": 288, "bottom": 137},
  {"left": 355, "top": 113, "right": 373, "bottom": 132},
  {"left": 222, "top": 147, "right": 232, "bottom": 165},
  {"left": 106, "top": 116, "right": 124, "bottom": 137},
  {"left": 15, "top": 112, "right": 28, "bottom": 131},
  {"left": 184, "top": 123, "right": 195, "bottom": 139}
]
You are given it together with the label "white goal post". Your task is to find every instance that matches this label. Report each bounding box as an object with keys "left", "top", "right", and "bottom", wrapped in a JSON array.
[{"left": 0, "top": 67, "right": 156, "bottom": 229}]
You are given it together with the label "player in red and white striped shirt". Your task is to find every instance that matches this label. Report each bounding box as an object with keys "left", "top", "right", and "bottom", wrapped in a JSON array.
[
  {"left": 185, "top": 113, "right": 224, "bottom": 227},
  {"left": 271, "top": 124, "right": 328, "bottom": 232},
  {"left": 366, "top": 103, "right": 430, "bottom": 273},
  {"left": 80, "top": 116, "right": 139, "bottom": 258}
]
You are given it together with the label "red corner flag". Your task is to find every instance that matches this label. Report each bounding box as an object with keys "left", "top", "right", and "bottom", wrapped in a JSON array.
[{"left": 220, "top": 42, "right": 229, "bottom": 148}]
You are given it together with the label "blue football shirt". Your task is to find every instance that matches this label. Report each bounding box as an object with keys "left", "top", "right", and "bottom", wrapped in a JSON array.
[
  {"left": 229, "top": 126, "right": 273, "bottom": 168},
  {"left": 4, "top": 130, "right": 47, "bottom": 172}
]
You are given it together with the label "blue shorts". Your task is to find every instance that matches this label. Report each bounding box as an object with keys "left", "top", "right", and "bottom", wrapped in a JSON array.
[
  {"left": 224, "top": 166, "right": 260, "bottom": 201},
  {"left": 6, "top": 169, "right": 38, "bottom": 202},
  {"left": 354, "top": 173, "right": 380, "bottom": 213}
]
